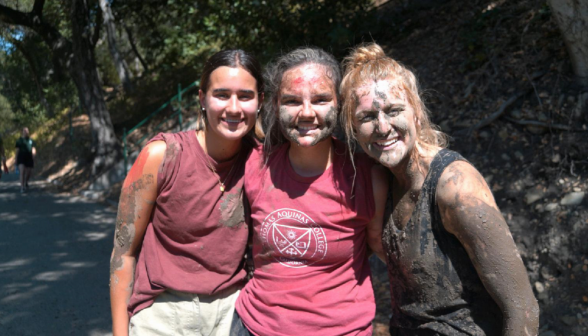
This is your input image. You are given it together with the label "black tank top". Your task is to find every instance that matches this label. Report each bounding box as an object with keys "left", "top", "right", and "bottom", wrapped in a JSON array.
[{"left": 383, "top": 149, "right": 502, "bottom": 336}]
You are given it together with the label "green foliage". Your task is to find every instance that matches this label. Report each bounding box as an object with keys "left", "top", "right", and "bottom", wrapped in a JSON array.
[
  {"left": 113, "top": 0, "right": 375, "bottom": 68},
  {"left": 1, "top": 0, "right": 382, "bottom": 146}
]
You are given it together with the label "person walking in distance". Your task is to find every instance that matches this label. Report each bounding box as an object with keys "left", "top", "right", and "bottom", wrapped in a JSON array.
[
  {"left": 15, "top": 127, "right": 36, "bottom": 192},
  {"left": 0, "top": 134, "right": 9, "bottom": 180}
]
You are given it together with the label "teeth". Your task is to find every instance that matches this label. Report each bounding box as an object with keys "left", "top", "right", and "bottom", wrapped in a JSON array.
[
  {"left": 298, "top": 125, "right": 317, "bottom": 131},
  {"left": 376, "top": 139, "right": 398, "bottom": 146},
  {"left": 225, "top": 118, "right": 241, "bottom": 123}
]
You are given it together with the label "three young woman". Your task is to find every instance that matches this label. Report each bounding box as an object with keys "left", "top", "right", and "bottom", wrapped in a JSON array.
[
  {"left": 111, "top": 44, "right": 539, "bottom": 336},
  {"left": 109, "top": 49, "right": 263, "bottom": 336},
  {"left": 340, "top": 43, "right": 539, "bottom": 335}
]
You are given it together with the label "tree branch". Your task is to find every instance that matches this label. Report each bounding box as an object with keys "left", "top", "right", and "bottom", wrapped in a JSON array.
[
  {"left": 0, "top": 4, "right": 33, "bottom": 27},
  {"left": 92, "top": 7, "right": 102, "bottom": 48},
  {"left": 32, "top": 0, "right": 45, "bottom": 17},
  {"left": 0, "top": 3, "right": 73, "bottom": 74},
  {"left": 504, "top": 117, "right": 588, "bottom": 132}
]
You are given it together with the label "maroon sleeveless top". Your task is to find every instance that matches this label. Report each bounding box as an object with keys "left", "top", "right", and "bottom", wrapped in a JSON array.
[{"left": 127, "top": 131, "right": 253, "bottom": 317}]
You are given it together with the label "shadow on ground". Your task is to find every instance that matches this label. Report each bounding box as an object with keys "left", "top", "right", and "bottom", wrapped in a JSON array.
[{"left": 0, "top": 173, "right": 115, "bottom": 336}]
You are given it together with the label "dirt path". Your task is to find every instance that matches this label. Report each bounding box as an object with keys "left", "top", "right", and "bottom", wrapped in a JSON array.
[{"left": 0, "top": 173, "right": 115, "bottom": 336}]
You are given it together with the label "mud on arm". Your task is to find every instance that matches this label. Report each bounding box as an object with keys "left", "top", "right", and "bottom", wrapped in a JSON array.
[
  {"left": 110, "top": 141, "right": 166, "bottom": 336},
  {"left": 436, "top": 161, "right": 539, "bottom": 336},
  {"left": 367, "top": 165, "right": 388, "bottom": 262}
]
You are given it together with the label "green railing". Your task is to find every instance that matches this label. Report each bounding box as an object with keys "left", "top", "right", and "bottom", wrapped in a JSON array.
[{"left": 123, "top": 81, "right": 199, "bottom": 174}]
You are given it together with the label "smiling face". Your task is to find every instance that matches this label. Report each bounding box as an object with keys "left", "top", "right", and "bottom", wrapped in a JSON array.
[
  {"left": 199, "top": 66, "right": 260, "bottom": 142},
  {"left": 278, "top": 63, "right": 338, "bottom": 147},
  {"left": 353, "top": 78, "right": 419, "bottom": 169}
]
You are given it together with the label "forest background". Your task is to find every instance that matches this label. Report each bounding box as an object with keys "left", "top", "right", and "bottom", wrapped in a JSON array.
[{"left": 0, "top": 0, "right": 587, "bottom": 335}]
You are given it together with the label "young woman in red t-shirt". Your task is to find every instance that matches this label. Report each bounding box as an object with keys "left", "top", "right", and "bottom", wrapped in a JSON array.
[
  {"left": 233, "top": 47, "right": 388, "bottom": 335},
  {"left": 109, "top": 49, "right": 264, "bottom": 336}
]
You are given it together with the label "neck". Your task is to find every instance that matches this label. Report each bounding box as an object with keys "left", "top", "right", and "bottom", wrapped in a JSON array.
[
  {"left": 389, "top": 148, "right": 437, "bottom": 192},
  {"left": 288, "top": 138, "right": 333, "bottom": 177},
  {"left": 196, "top": 130, "right": 242, "bottom": 162}
]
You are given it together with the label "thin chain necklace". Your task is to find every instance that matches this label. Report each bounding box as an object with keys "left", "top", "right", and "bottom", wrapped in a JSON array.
[{"left": 196, "top": 131, "right": 239, "bottom": 193}]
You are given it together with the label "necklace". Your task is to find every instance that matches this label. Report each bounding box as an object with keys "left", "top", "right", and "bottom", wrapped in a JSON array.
[
  {"left": 202, "top": 153, "right": 237, "bottom": 192},
  {"left": 196, "top": 132, "right": 239, "bottom": 193}
]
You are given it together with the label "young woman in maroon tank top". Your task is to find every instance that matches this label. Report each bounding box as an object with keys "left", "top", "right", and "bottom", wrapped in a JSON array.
[
  {"left": 232, "top": 47, "right": 388, "bottom": 335},
  {"left": 109, "top": 49, "right": 264, "bottom": 336},
  {"left": 340, "top": 43, "right": 539, "bottom": 335}
]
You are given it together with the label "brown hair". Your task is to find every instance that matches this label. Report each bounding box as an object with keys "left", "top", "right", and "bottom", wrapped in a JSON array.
[
  {"left": 340, "top": 43, "right": 448, "bottom": 169},
  {"left": 261, "top": 47, "right": 342, "bottom": 156},
  {"left": 198, "top": 49, "right": 264, "bottom": 138}
]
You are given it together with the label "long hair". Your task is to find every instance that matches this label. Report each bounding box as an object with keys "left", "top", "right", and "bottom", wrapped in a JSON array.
[{"left": 340, "top": 43, "right": 448, "bottom": 171}]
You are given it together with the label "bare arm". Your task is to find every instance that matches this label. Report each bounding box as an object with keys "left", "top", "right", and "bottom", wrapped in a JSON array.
[
  {"left": 110, "top": 141, "right": 166, "bottom": 336},
  {"left": 367, "top": 164, "right": 388, "bottom": 262},
  {"left": 437, "top": 161, "right": 539, "bottom": 336}
]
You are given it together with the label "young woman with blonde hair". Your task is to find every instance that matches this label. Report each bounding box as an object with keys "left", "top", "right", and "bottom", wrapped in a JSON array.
[{"left": 340, "top": 43, "right": 539, "bottom": 336}]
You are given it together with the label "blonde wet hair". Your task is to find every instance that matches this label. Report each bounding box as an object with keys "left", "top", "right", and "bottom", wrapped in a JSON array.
[{"left": 340, "top": 43, "right": 448, "bottom": 171}]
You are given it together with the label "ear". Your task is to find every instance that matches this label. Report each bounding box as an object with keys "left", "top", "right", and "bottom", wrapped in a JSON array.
[
  {"left": 258, "top": 92, "right": 265, "bottom": 108},
  {"left": 199, "top": 89, "right": 205, "bottom": 109}
]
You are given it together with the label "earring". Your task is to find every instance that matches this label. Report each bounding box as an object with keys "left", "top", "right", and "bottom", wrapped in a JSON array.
[{"left": 201, "top": 107, "right": 206, "bottom": 112}]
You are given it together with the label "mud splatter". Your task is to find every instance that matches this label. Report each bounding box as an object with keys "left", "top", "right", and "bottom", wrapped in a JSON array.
[
  {"left": 310, "top": 106, "right": 337, "bottom": 146},
  {"left": 159, "top": 139, "right": 180, "bottom": 175},
  {"left": 109, "top": 173, "right": 153, "bottom": 280},
  {"left": 219, "top": 188, "right": 245, "bottom": 228},
  {"left": 278, "top": 105, "right": 337, "bottom": 147},
  {"left": 374, "top": 86, "right": 388, "bottom": 102}
]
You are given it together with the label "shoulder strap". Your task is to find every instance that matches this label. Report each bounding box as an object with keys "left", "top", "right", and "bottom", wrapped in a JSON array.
[{"left": 422, "top": 149, "right": 468, "bottom": 205}]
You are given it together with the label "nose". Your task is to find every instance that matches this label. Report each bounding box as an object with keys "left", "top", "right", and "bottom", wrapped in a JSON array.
[
  {"left": 376, "top": 111, "right": 391, "bottom": 134},
  {"left": 299, "top": 101, "right": 315, "bottom": 119},
  {"left": 226, "top": 95, "right": 240, "bottom": 114}
]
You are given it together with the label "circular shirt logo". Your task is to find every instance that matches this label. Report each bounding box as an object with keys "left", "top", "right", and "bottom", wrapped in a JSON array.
[{"left": 260, "top": 208, "right": 328, "bottom": 268}]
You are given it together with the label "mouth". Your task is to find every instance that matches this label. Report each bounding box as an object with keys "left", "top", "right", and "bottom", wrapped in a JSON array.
[
  {"left": 222, "top": 117, "right": 244, "bottom": 126},
  {"left": 296, "top": 124, "right": 319, "bottom": 135},
  {"left": 372, "top": 136, "right": 400, "bottom": 150}
]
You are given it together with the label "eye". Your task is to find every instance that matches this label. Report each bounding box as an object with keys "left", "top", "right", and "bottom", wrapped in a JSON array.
[
  {"left": 238, "top": 92, "right": 255, "bottom": 101},
  {"left": 313, "top": 94, "right": 333, "bottom": 105},
  {"left": 387, "top": 108, "right": 404, "bottom": 116},
  {"left": 281, "top": 98, "right": 300, "bottom": 106},
  {"left": 358, "top": 113, "right": 376, "bottom": 122},
  {"left": 214, "top": 92, "right": 230, "bottom": 99}
]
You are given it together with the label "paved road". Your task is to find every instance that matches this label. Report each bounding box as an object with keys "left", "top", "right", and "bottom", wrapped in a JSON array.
[{"left": 0, "top": 173, "right": 116, "bottom": 336}]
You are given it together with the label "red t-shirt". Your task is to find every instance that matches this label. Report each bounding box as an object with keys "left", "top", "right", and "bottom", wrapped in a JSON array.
[
  {"left": 127, "top": 131, "right": 253, "bottom": 317},
  {"left": 236, "top": 138, "right": 376, "bottom": 336}
]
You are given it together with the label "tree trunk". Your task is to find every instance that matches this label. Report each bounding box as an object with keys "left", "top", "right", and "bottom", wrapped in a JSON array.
[
  {"left": 11, "top": 38, "right": 54, "bottom": 118},
  {"left": 99, "top": 0, "right": 134, "bottom": 94},
  {"left": 0, "top": 0, "right": 120, "bottom": 176},
  {"left": 124, "top": 24, "right": 149, "bottom": 72},
  {"left": 548, "top": 0, "right": 588, "bottom": 88},
  {"left": 71, "top": 0, "right": 119, "bottom": 175}
]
